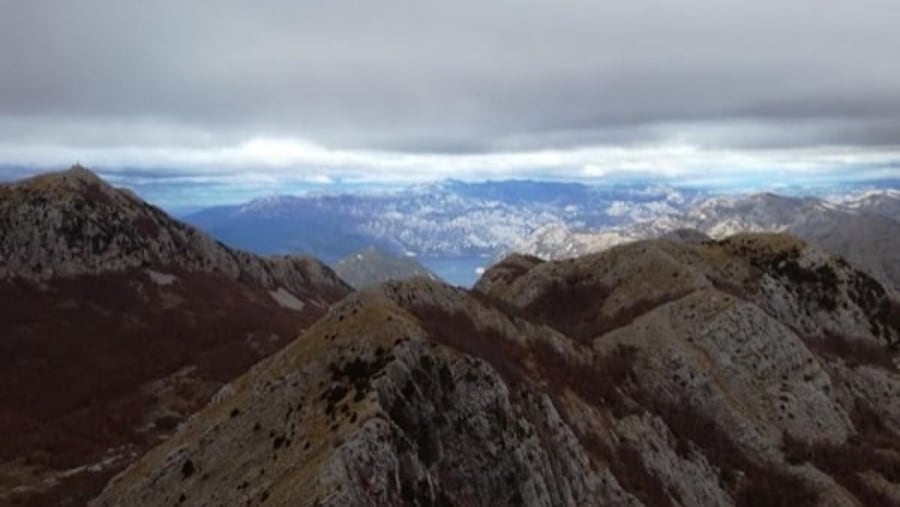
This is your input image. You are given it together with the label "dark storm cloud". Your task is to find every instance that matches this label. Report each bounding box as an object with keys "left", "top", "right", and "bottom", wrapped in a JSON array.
[{"left": 1, "top": 0, "right": 899, "bottom": 154}]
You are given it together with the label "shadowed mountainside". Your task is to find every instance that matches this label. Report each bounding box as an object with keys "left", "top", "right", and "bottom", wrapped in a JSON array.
[
  {"left": 0, "top": 166, "right": 352, "bottom": 507},
  {"left": 93, "top": 232, "right": 900, "bottom": 507}
]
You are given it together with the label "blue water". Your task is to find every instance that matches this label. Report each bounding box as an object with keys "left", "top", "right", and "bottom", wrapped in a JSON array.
[{"left": 419, "top": 256, "right": 490, "bottom": 288}]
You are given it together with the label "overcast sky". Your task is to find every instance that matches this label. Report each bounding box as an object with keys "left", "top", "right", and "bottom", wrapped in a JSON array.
[{"left": 1, "top": 0, "right": 899, "bottom": 205}]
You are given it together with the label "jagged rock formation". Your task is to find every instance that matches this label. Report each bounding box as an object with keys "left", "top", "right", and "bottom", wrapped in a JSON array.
[
  {"left": 0, "top": 166, "right": 351, "bottom": 507},
  {"left": 93, "top": 233, "right": 900, "bottom": 507},
  {"left": 333, "top": 247, "right": 441, "bottom": 289}
]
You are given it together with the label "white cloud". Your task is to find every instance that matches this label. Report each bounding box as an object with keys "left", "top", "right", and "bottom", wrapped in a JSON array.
[{"left": 1, "top": 134, "right": 897, "bottom": 189}]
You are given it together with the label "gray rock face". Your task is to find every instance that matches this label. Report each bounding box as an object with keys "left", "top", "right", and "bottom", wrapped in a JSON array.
[
  {"left": 0, "top": 165, "right": 349, "bottom": 298},
  {"left": 92, "top": 233, "right": 900, "bottom": 507},
  {"left": 0, "top": 166, "right": 352, "bottom": 507}
]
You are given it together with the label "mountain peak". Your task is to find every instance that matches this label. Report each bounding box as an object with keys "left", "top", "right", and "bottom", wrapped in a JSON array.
[
  {"left": 0, "top": 168, "right": 353, "bottom": 506},
  {"left": 2, "top": 164, "right": 122, "bottom": 207},
  {"left": 18, "top": 164, "right": 105, "bottom": 188},
  {"left": 0, "top": 168, "right": 350, "bottom": 294},
  {"left": 61, "top": 163, "right": 102, "bottom": 182}
]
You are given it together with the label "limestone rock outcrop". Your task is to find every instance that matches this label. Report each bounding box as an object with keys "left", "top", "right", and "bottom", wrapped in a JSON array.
[{"left": 94, "top": 233, "right": 900, "bottom": 506}]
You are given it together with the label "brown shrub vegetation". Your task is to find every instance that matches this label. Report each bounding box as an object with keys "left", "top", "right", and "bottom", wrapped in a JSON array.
[
  {"left": 522, "top": 274, "right": 691, "bottom": 343},
  {"left": 410, "top": 304, "right": 526, "bottom": 383},
  {"left": 801, "top": 332, "right": 898, "bottom": 372},
  {"left": 653, "top": 400, "right": 818, "bottom": 507},
  {"left": 582, "top": 434, "right": 676, "bottom": 507},
  {"left": 476, "top": 254, "right": 543, "bottom": 288},
  {"left": 782, "top": 404, "right": 900, "bottom": 507},
  {"left": 0, "top": 268, "right": 343, "bottom": 507},
  {"left": 529, "top": 340, "right": 638, "bottom": 417},
  {"left": 521, "top": 275, "right": 612, "bottom": 343}
]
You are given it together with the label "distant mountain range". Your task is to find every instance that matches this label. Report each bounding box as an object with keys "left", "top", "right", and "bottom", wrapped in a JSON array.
[
  {"left": 183, "top": 180, "right": 708, "bottom": 262},
  {"left": 513, "top": 191, "right": 900, "bottom": 297},
  {"left": 333, "top": 247, "right": 441, "bottom": 289},
  {"left": 183, "top": 180, "right": 900, "bottom": 289},
  {"left": 837, "top": 188, "right": 900, "bottom": 220},
  {"left": 0, "top": 166, "right": 350, "bottom": 507}
]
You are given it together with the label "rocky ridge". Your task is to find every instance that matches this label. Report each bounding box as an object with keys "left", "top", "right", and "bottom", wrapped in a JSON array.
[
  {"left": 93, "top": 233, "right": 900, "bottom": 507},
  {"left": 0, "top": 165, "right": 344, "bottom": 299},
  {"left": 513, "top": 192, "right": 900, "bottom": 297},
  {"left": 0, "top": 166, "right": 351, "bottom": 507},
  {"left": 839, "top": 189, "right": 900, "bottom": 222}
]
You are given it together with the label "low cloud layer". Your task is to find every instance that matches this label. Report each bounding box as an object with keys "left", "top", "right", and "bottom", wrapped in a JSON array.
[{"left": 1, "top": 0, "right": 899, "bottom": 201}]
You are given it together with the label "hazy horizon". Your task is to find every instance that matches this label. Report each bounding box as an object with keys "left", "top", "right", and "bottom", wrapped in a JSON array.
[
  {"left": 2, "top": 1, "right": 899, "bottom": 206},
  {"left": 3, "top": 163, "right": 899, "bottom": 213}
]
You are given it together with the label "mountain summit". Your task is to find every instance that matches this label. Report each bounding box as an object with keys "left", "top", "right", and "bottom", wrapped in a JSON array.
[
  {"left": 1, "top": 166, "right": 343, "bottom": 294},
  {"left": 0, "top": 166, "right": 351, "bottom": 507}
]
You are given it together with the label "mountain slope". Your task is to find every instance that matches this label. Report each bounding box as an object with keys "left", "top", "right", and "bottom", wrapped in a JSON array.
[
  {"left": 333, "top": 247, "right": 441, "bottom": 289},
  {"left": 93, "top": 233, "right": 900, "bottom": 507},
  {"left": 0, "top": 166, "right": 351, "bottom": 507},
  {"left": 514, "top": 192, "right": 900, "bottom": 297},
  {"left": 839, "top": 189, "right": 900, "bottom": 222}
]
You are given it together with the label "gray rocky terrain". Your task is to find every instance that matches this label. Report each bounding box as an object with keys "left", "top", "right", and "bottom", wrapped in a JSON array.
[
  {"left": 93, "top": 232, "right": 900, "bottom": 506},
  {"left": 0, "top": 165, "right": 346, "bottom": 299}
]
